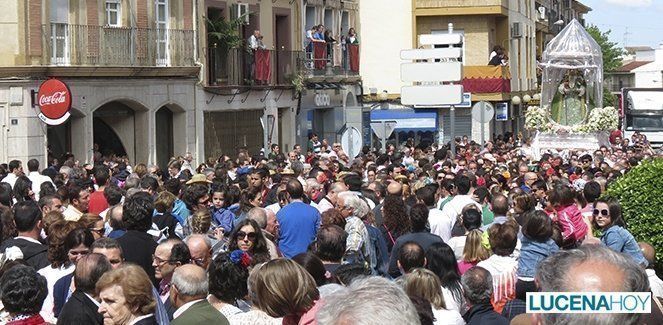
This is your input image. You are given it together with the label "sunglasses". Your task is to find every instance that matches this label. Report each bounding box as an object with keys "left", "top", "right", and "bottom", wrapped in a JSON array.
[
  {"left": 236, "top": 231, "right": 257, "bottom": 241},
  {"left": 593, "top": 209, "right": 609, "bottom": 216}
]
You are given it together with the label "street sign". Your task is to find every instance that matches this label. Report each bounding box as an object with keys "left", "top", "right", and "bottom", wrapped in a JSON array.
[
  {"left": 401, "top": 23, "right": 464, "bottom": 153},
  {"left": 400, "top": 48, "right": 463, "bottom": 60},
  {"left": 400, "top": 62, "right": 462, "bottom": 82},
  {"left": 370, "top": 121, "right": 397, "bottom": 139},
  {"left": 496, "top": 102, "right": 509, "bottom": 121},
  {"left": 471, "top": 101, "right": 494, "bottom": 146},
  {"left": 341, "top": 126, "right": 362, "bottom": 159},
  {"left": 419, "top": 34, "right": 463, "bottom": 46},
  {"left": 370, "top": 120, "right": 398, "bottom": 153},
  {"left": 472, "top": 101, "right": 495, "bottom": 123},
  {"left": 443, "top": 92, "right": 471, "bottom": 108},
  {"left": 401, "top": 85, "right": 463, "bottom": 106}
]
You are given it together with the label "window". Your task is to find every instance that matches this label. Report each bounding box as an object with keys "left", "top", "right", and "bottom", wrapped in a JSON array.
[
  {"left": 51, "top": 23, "right": 69, "bottom": 65},
  {"left": 156, "top": 0, "right": 169, "bottom": 66},
  {"left": 50, "top": 0, "right": 69, "bottom": 65},
  {"left": 106, "top": 1, "right": 121, "bottom": 27}
]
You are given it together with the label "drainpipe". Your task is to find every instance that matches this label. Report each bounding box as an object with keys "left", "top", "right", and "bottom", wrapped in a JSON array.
[{"left": 192, "top": 0, "right": 204, "bottom": 164}]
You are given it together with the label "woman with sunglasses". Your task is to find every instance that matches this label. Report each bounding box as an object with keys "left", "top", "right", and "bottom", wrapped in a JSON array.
[
  {"left": 592, "top": 198, "right": 647, "bottom": 266},
  {"left": 227, "top": 219, "right": 271, "bottom": 265}
]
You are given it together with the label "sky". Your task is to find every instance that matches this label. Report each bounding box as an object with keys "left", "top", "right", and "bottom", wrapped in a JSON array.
[{"left": 581, "top": 0, "right": 663, "bottom": 49}]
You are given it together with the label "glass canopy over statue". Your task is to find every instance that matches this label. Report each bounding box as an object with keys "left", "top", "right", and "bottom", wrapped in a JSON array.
[{"left": 540, "top": 19, "right": 603, "bottom": 127}]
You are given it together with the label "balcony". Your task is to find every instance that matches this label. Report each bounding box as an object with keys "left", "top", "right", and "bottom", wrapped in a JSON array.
[
  {"left": 462, "top": 65, "right": 511, "bottom": 99},
  {"left": 207, "top": 47, "right": 302, "bottom": 87},
  {"left": 39, "top": 23, "right": 196, "bottom": 77},
  {"left": 303, "top": 42, "right": 360, "bottom": 82},
  {"left": 414, "top": 0, "right": 508, "bottom": 16}
]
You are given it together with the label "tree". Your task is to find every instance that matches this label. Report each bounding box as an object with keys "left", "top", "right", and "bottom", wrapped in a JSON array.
[
  {"left": 586, "top": 25, "right": 624, "bottom": 107},
  {"left": 586, "top": 25, "right": 624, "bottom": 73},
  {"left": 206, "top": 14, "right": 248, "bottom": 49}
]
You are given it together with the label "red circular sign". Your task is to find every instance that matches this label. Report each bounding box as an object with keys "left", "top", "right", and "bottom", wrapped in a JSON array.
[{"left": 37, "top": 79, "right": 71, "bottom": 120}]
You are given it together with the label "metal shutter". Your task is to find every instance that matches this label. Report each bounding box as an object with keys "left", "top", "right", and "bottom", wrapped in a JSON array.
[
  {"left": 204, "top": 110, "right": 264, "bottom": 158},
  {"left": 441, "top": 108, "right": 472, "bottom": 143}
]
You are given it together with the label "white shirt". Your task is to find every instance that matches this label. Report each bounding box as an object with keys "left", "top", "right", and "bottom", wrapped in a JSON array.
[
  {"left": 647, "top": 269, "right": 663, "bottom": 298},
  {"left": 63, "top": 205, "right": 83, "bottom": 221},
  {"left": 1, "top": 173, "right": 18, "bottom": 188},
  {"left": 28, "top": 171, "right": 55, "bottom": 200},
  {"left": 173, "top": 299, "right": 205, "bottom": 319},
  {"left": 441, "top": 286, "right": 465, "bottom": 315},
  {"left": 265, "top": 202, "right": 281, "bottom": 215},
  {"left": 39, "top": 264, "right": 75, "bottom": 323},
  {"left": 439, "top": 195, "right": 481, "bottom": 239},
  {"left": 85, "top": 293, "right": 101, "bottom": 307},
  {"left": 433, "top": 307, "right": 465, "bottom": 325},
  {"left": 15, "top": 235, "right": 42, "bottom": 245},
  {"left": 316, "top": 197, "right": 334, "bottom": 213},
  {"left": 447, "top": 235, "right": 467, "bottom": 260},
  {"left": 248, "top": 35, "right": 260, "bottom": 50},
  {"left": 129, "top": 314, "right": 154, "bottom": 325},
  {"left": 429, "top": 207, "right": 455, "bottom": 243}
]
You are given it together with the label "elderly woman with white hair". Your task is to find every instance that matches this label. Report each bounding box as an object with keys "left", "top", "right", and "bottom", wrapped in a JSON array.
[{"left": 335, "top": 192, "right": 371, "bottom": 264}]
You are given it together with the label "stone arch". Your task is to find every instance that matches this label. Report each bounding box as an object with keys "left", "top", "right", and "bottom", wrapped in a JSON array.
[
  {"left": 92, "top": 99, "right": 150, "bottom": 164},
  {"left": 344, "top": 89, "right": 358, "bottom": 108},
  {"left": 154, "top": 102, "right": 187, "bottom": 170}
]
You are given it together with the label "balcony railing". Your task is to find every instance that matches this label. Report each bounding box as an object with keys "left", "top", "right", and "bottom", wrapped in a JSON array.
[
  {"left": 462, "top": 65, "right": 511, "bottom": 93},
  {"left": 303, "top": 42, "right": 360, "bottom": 78},
  {"left": 43, "top": 23, "right": 195, "bottom": 67},
  {"left": 208, "top": 46, "right": 303, "bottom": 87},
  {"left": 415, "top": 0, "right": 508, "bottom": 9}
]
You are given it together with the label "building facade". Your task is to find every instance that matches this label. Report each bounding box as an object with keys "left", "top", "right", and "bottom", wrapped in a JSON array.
[
  {"left": 296, "top": 0, "right": 362, "bottom": 149},
  {"left": 359, "top": 0, "right": 591, "bottom": 148},
  {"left": 200, "top": 0, "right": 363, "bottom": 159},
  {"left": 0, "top": 0, "right": 198, "bottom": 169},
  {"left": 0, "top": 0, "right": 364, "bottom": 167}
]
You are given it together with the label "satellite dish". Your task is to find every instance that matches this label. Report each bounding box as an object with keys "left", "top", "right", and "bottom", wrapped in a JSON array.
[{"left": 341, "top": 126, "right": 362, "bottom": 159}]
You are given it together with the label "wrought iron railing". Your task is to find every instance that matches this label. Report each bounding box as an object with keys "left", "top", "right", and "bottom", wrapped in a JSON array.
[
  {"left": 43, "top": 23, "right": 195, "bottom": 67},
  {"left": 302, "top": 42, "right": 360, "bottom": 78},
  {"left": 208, "top": 46, "right": 302, "bottom": 86}
]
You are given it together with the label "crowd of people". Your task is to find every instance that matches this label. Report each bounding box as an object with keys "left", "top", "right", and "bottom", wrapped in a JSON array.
[{"left": 0, "top": 130, "right": 661, "bottom": 325}]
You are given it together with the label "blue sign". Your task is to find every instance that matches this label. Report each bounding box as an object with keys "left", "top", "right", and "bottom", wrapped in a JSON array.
[
  {"left": 496, "top": 102, "right": 509, "bottom": 121},
  {"left": 442, "top": 92, "right": 471, "bottom": 108}
]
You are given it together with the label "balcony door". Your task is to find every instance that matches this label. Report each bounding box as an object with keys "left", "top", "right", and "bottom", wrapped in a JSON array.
[
  {"left": 155, "top": 0, "right": 169, "bottom": 66},
  {"left": 50, "top": 0, "right": 69, "bottom": 65}
]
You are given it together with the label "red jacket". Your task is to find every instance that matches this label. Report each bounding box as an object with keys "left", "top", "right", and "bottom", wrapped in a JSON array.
[
  {"left": 554, "top": 204, "right": 588, "bottom": 245},
  {"left": 7, "top": 315, "right": 48, "bottom": 325}
]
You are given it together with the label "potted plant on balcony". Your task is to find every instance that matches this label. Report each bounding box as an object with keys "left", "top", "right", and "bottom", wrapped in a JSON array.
[{"left": 206, "top": 14, "right": 248, "bottom": 85}]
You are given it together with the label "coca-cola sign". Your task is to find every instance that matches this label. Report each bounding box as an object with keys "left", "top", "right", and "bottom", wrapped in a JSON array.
[{"left": 37, "top": 79, "right": 71, "bottom": 125}]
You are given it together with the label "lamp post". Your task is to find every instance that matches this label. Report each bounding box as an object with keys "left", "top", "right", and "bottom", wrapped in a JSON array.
[{"left": 512, "top": 95, "right": 522, "bottom": 135}]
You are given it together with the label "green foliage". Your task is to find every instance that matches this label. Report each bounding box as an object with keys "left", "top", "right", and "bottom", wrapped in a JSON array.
[
  {"left": 603, "top": 87, "right": 616, "bottom": 107},
  {"left": 206, "top": 14, "right": 248, "bottom": 49},
  {"left": 586, "top": 25, "right": 624, "bottom": 73},
  {"left": 606, "top": 158, "right": 663, "bottom": 274}
]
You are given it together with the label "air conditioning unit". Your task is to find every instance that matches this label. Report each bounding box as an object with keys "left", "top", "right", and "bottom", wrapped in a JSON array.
[
  {"left": 231, "top": 3, "right": 249, "bottom": 24},
  {"left": 511, "top": 22, "right": 522, "bottom": 38},
  {"left": 538, "top": 7, "right": 547, "bottom": 22}
]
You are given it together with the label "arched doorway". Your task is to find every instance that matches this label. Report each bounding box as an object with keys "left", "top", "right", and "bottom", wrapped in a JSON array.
[
  {"left": 155, "top": 104, "right": 186, "bottom": 170},
  {"left": 93, "top": 100, "right": 149, "bottom": 163},
  {"left": 47, "top": 108, "right": 84, "bottom": 163},
  {"left": 155, "top": 107, "right": 174, "bottom": 170},
  {"left": 93, "top": 118, "right": 127, "bottom": 157}
]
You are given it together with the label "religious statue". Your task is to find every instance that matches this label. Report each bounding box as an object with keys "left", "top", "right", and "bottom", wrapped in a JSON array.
[{"left": 551, "top": 69, "right": 587, "bottom": 126}]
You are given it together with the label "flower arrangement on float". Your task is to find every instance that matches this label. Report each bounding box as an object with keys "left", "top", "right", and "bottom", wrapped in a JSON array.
[{"left": 525, "top": 105, "right": 618, "bottom": 134}]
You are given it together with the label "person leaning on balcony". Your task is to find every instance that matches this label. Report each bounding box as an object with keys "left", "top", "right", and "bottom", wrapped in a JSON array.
[
  {"left": 488, "top": 48, "right": 507, "bottom": 67},
  {"left": 248, "top": 30, "right": 265, "bottom": 51},
  {"left": 347, "top": 28, "right": 359, "bottom": 45}
]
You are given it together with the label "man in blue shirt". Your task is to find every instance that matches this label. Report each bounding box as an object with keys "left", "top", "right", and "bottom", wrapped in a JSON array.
[{"left": 277, "top": 179, "right": 321, "bottom": 258}]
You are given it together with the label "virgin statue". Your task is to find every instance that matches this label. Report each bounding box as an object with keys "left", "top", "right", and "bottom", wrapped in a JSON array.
[{"left": 551, "top": 69, "right": 587, "bottom": 126}]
